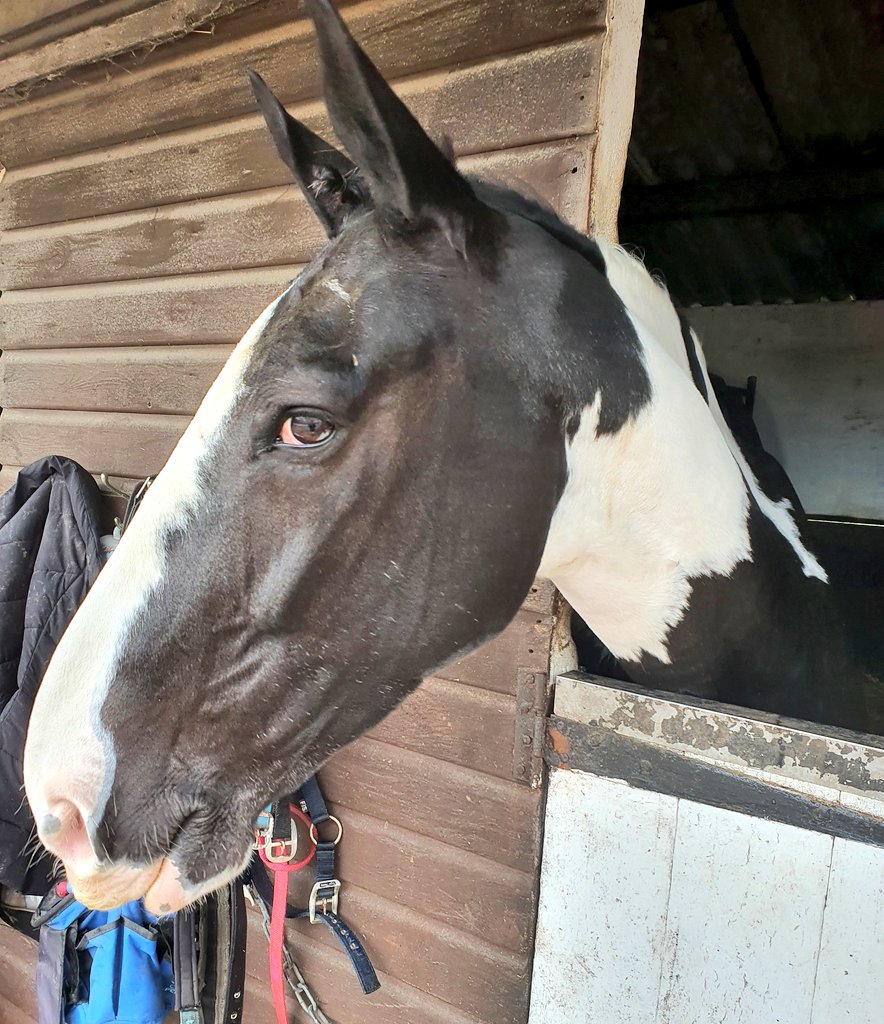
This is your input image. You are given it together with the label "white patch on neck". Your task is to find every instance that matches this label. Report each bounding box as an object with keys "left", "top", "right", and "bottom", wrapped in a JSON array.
[
  {"left": 325, "top": 278, "right": 351, "bottom": 305},
  {"left": 24, "top": 287, "right": 293, "bottom": 834},
  {"left": 689, "top": 330, "right": 827, "bottom": 582},
  {"left": 539, "top": 241, "right": 824, "bottom": 665}
]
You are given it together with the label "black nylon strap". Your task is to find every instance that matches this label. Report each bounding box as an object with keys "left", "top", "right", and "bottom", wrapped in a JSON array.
[
  {"left": 172, "top": 908, "right": 200, "bottom": 1014},
  {"left": 297, "top": 776, "right": 331, "bottom": 825},
  {"left": 221, "top": 880, "right": 248, "bottom": 1024}
]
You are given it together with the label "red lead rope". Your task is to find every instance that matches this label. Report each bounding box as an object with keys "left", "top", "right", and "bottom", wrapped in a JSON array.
[{"left": 257, "top": 803, "right": 315, "bottom": 1024}]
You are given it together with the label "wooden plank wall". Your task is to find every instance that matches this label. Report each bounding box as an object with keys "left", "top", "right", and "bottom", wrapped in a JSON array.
[{"left": 0, "top": 1, "right": 627, "bottom": 1021}]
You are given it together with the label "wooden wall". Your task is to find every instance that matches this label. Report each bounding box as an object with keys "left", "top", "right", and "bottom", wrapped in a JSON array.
[{"left": 0, "top": 1, "right": 640, "bottom": 1020}]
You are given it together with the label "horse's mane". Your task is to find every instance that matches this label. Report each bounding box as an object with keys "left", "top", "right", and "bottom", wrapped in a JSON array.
[{"left": 468, "top": 177, "right": 608, "bottom": 277}]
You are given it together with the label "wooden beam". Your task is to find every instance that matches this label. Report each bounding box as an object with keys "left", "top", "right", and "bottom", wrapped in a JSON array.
[
  {"left": 0, "top": 0, "right": 264, "bottom": 93},
  {"left": 0, "top": 0, "right": 606, "bottom": 168},
  {"left": 0, "top": 1, "right": 104, "bottom": 42},
  {"left": 619, "top": 163, "right": 884, "bottom": 224},
  {"left": 587, "top": 0, "right": 643, "bottom": 239}
]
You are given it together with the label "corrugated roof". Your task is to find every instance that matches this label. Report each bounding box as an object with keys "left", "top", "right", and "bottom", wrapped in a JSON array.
[{"left": 619, "top": 0, "right": 884, "bottom": 305}]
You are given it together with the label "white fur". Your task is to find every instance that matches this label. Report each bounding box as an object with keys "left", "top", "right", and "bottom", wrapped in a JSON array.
[
  {"left": 325, "top": 278, "right": 351, "bottom": 304},
  {"left": 689, "top": 329, "right": 827, "bottom": 582},
  {"left": 24, "top": 288, "right": 293, "bottom": 842},
  {"left": 539, "top": 242, "right": 824, "bottom": 664}
]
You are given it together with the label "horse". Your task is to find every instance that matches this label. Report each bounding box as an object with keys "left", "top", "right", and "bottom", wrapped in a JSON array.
[{"left": 23, "top": 0, "right": 880, "bottom": 916}]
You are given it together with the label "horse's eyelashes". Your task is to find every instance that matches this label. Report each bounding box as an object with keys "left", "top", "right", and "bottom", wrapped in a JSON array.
[{"left": 276, "top": 410, "right": 336, "bottom": 448}]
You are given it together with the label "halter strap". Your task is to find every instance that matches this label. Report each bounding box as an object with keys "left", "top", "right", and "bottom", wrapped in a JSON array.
[{"left": 250, "top": 778, "right": 380, "bottom": 1023}]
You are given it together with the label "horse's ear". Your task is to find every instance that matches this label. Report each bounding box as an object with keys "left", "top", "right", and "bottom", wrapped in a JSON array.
[
  {"left": 306, "top": 0, "right": 480, "bottom": 247},
  {"left": 247, "top": 69, "right": 370, "bottom": 237}
]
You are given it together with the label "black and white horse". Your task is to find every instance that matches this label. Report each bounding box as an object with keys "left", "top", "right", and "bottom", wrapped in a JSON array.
[{"left": 24, "top": 0, "right": 879, "bottom": 914}]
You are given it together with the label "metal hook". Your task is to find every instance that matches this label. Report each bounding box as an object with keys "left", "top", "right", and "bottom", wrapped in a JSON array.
[{"left": 97, "top": 473, "right": 130, "bottom": 498}]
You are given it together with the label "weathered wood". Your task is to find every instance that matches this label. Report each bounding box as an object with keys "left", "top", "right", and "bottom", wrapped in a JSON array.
[
  {"left": 244, "top": 916, "right": 486, "bottom": 1024},
  {"left": 0, "top": 266, "right": 297, "bottom": 351},
  {"left": 1, "top": 37, "right": 601, "bottom": 228},
  {"left": 0, "top": 0, "right": 265, "bottom": 93},
  {"left": 0, "top": 408, "right": 189, "bottom": 478},
  {"left": 657, "top": 802, "right": 833, "bottom": 1023},
  {"left": 0, "top": 466, "right": 21, "bottom": 492},
  {"left": 321, "top": 737, "right": 543, "bottom": 874},
  {"left": 369, "top": 677, "right": 519, "bottom": 782},
  {"left": 0, "top": 186, "right": 327, "bottom": 289},
  {"left": 811, "top": 837, "right": 884, "bottom": 1024},
  {"left": 0, "top": 0, "right": 115, "bottom": 44},
  {"left": 554, "top": 673, "right": 884, "bottom": 802},
  {"left": 0, "top": 0, "right": 606, "bottom": 168},
  {"left": 547, "top": 716, "right": 884, "bottom": 846},
  {"left": 587, "top": 0, "right": 642, "bottom": 238},
  {"left": 2, "top": 140, "right": 592, "bottom": 287},
  {"left": 0, "top": 921, "right": 37, "bottom": 1021},
  {"left": 529, "top": 772, "right": 679, "bottom": 1024},
  {"left": 437, "top": 607, "right": 553, "bottom": 696},
  {"left": 256, "top": 881, "right": 530, "bottom": 1021},
  {"left": 0, "top": 464, "right": 145, "bottom": 503},
  {"left": 0, "top": 140, "right": 589, "bottom": 351},
  {"left": 0, "top": 344, "right": 232, "bottom": 414},
  {"left": 317, "top": 803, "right": 536, "bottom": 955}
]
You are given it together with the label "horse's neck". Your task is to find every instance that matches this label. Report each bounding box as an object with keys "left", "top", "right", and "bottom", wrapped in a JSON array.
[{"left": 538, "top": 244, "right": 825, "bottom": 674}]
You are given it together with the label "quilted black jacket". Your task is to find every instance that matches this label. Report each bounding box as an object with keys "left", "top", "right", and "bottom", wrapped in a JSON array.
[{"left": 0, "top": 457, "right": 105, "bottom": 894}]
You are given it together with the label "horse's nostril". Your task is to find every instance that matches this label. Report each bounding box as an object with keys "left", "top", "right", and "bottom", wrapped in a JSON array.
[{"left": 40, "top": 799, "right": 98, "bottom": 869}]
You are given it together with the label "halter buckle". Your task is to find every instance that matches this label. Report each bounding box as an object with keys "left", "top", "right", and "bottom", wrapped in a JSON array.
[
  {"left": 253, "top": 810, "right": 299, "bottom": 863},
  {"left": 308, "top": 878, "right": 341, "bottom": 922}
]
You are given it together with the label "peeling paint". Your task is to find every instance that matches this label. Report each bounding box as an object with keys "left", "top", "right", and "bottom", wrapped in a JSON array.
[{"left": 553, "top": 674, "right": 884, "bottom": 803}]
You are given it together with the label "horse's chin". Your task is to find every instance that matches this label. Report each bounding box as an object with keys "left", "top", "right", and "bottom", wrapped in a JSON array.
[
  {"left": 142, "top": 857, "right": 197, "bottom": 915},
  {"left": 67, "top": 854, "right": 244, "bottom": 915},
  {"left": 67, "top": 859, "right": 164, "bottom": 912}
]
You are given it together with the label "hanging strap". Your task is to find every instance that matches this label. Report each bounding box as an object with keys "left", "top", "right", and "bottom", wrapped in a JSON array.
[
  {"left": 35, "top": 923, "right": 75, "bottom": 1024},
  {"left": 221, "top": 880, "right": 248, "bottom": 1024},
  {"left": 295, "top": 777, "right": 343, "bottom": 925},
  {"left": 251, "top": 778, "right": 380, "bottom": 999},
  {"left": 172, "top": 909, "right": 202, "bottom": 1024}
]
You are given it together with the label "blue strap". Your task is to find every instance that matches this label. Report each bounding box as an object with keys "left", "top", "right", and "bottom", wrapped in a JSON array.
[
  {"left": 247, "top": 860, "right": 379, "bottom": 994},
  {"left": 314, "top": 841, "right": 336, "bottom": 885},
  {"left": 295, "top": 776, "right": 330, "bottom": 825},
  {"left": 288, "top": 909, "right": 380, "bottom": 995}
]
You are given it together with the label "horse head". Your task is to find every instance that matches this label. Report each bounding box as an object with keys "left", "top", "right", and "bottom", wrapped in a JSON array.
[{"left": 24, "top": 0, "right": 639, "bottom": 911}]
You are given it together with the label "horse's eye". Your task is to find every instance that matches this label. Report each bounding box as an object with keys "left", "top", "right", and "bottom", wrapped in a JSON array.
[{"left": 277, "top": 411, "right": 335, "bottom": 448}]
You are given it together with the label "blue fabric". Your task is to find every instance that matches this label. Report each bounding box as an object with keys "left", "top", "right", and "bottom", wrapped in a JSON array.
[{"left": 42, "top": 899, "right": 174, "bottom": 1024}]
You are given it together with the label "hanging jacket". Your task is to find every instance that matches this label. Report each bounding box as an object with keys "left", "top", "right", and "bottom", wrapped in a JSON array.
[{"left": 0, "top": 457, "right": 106, "bottom": 896}]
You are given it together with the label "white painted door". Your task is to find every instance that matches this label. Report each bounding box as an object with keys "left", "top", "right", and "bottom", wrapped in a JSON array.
[{"left": 529, "top": 676, "right": 884, "bottom": 1024}]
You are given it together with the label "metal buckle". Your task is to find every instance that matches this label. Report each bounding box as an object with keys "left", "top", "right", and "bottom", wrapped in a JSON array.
[
  {"left": 253, "top": 810, "right": 299, "bottom": 863},
  {"left": 308, "top": 878, "right": 341, "bottom": 923}
]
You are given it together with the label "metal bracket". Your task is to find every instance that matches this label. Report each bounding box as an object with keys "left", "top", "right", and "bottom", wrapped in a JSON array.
[{"left": 513, "top": 670, "right": 552, "bottom": 787}]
